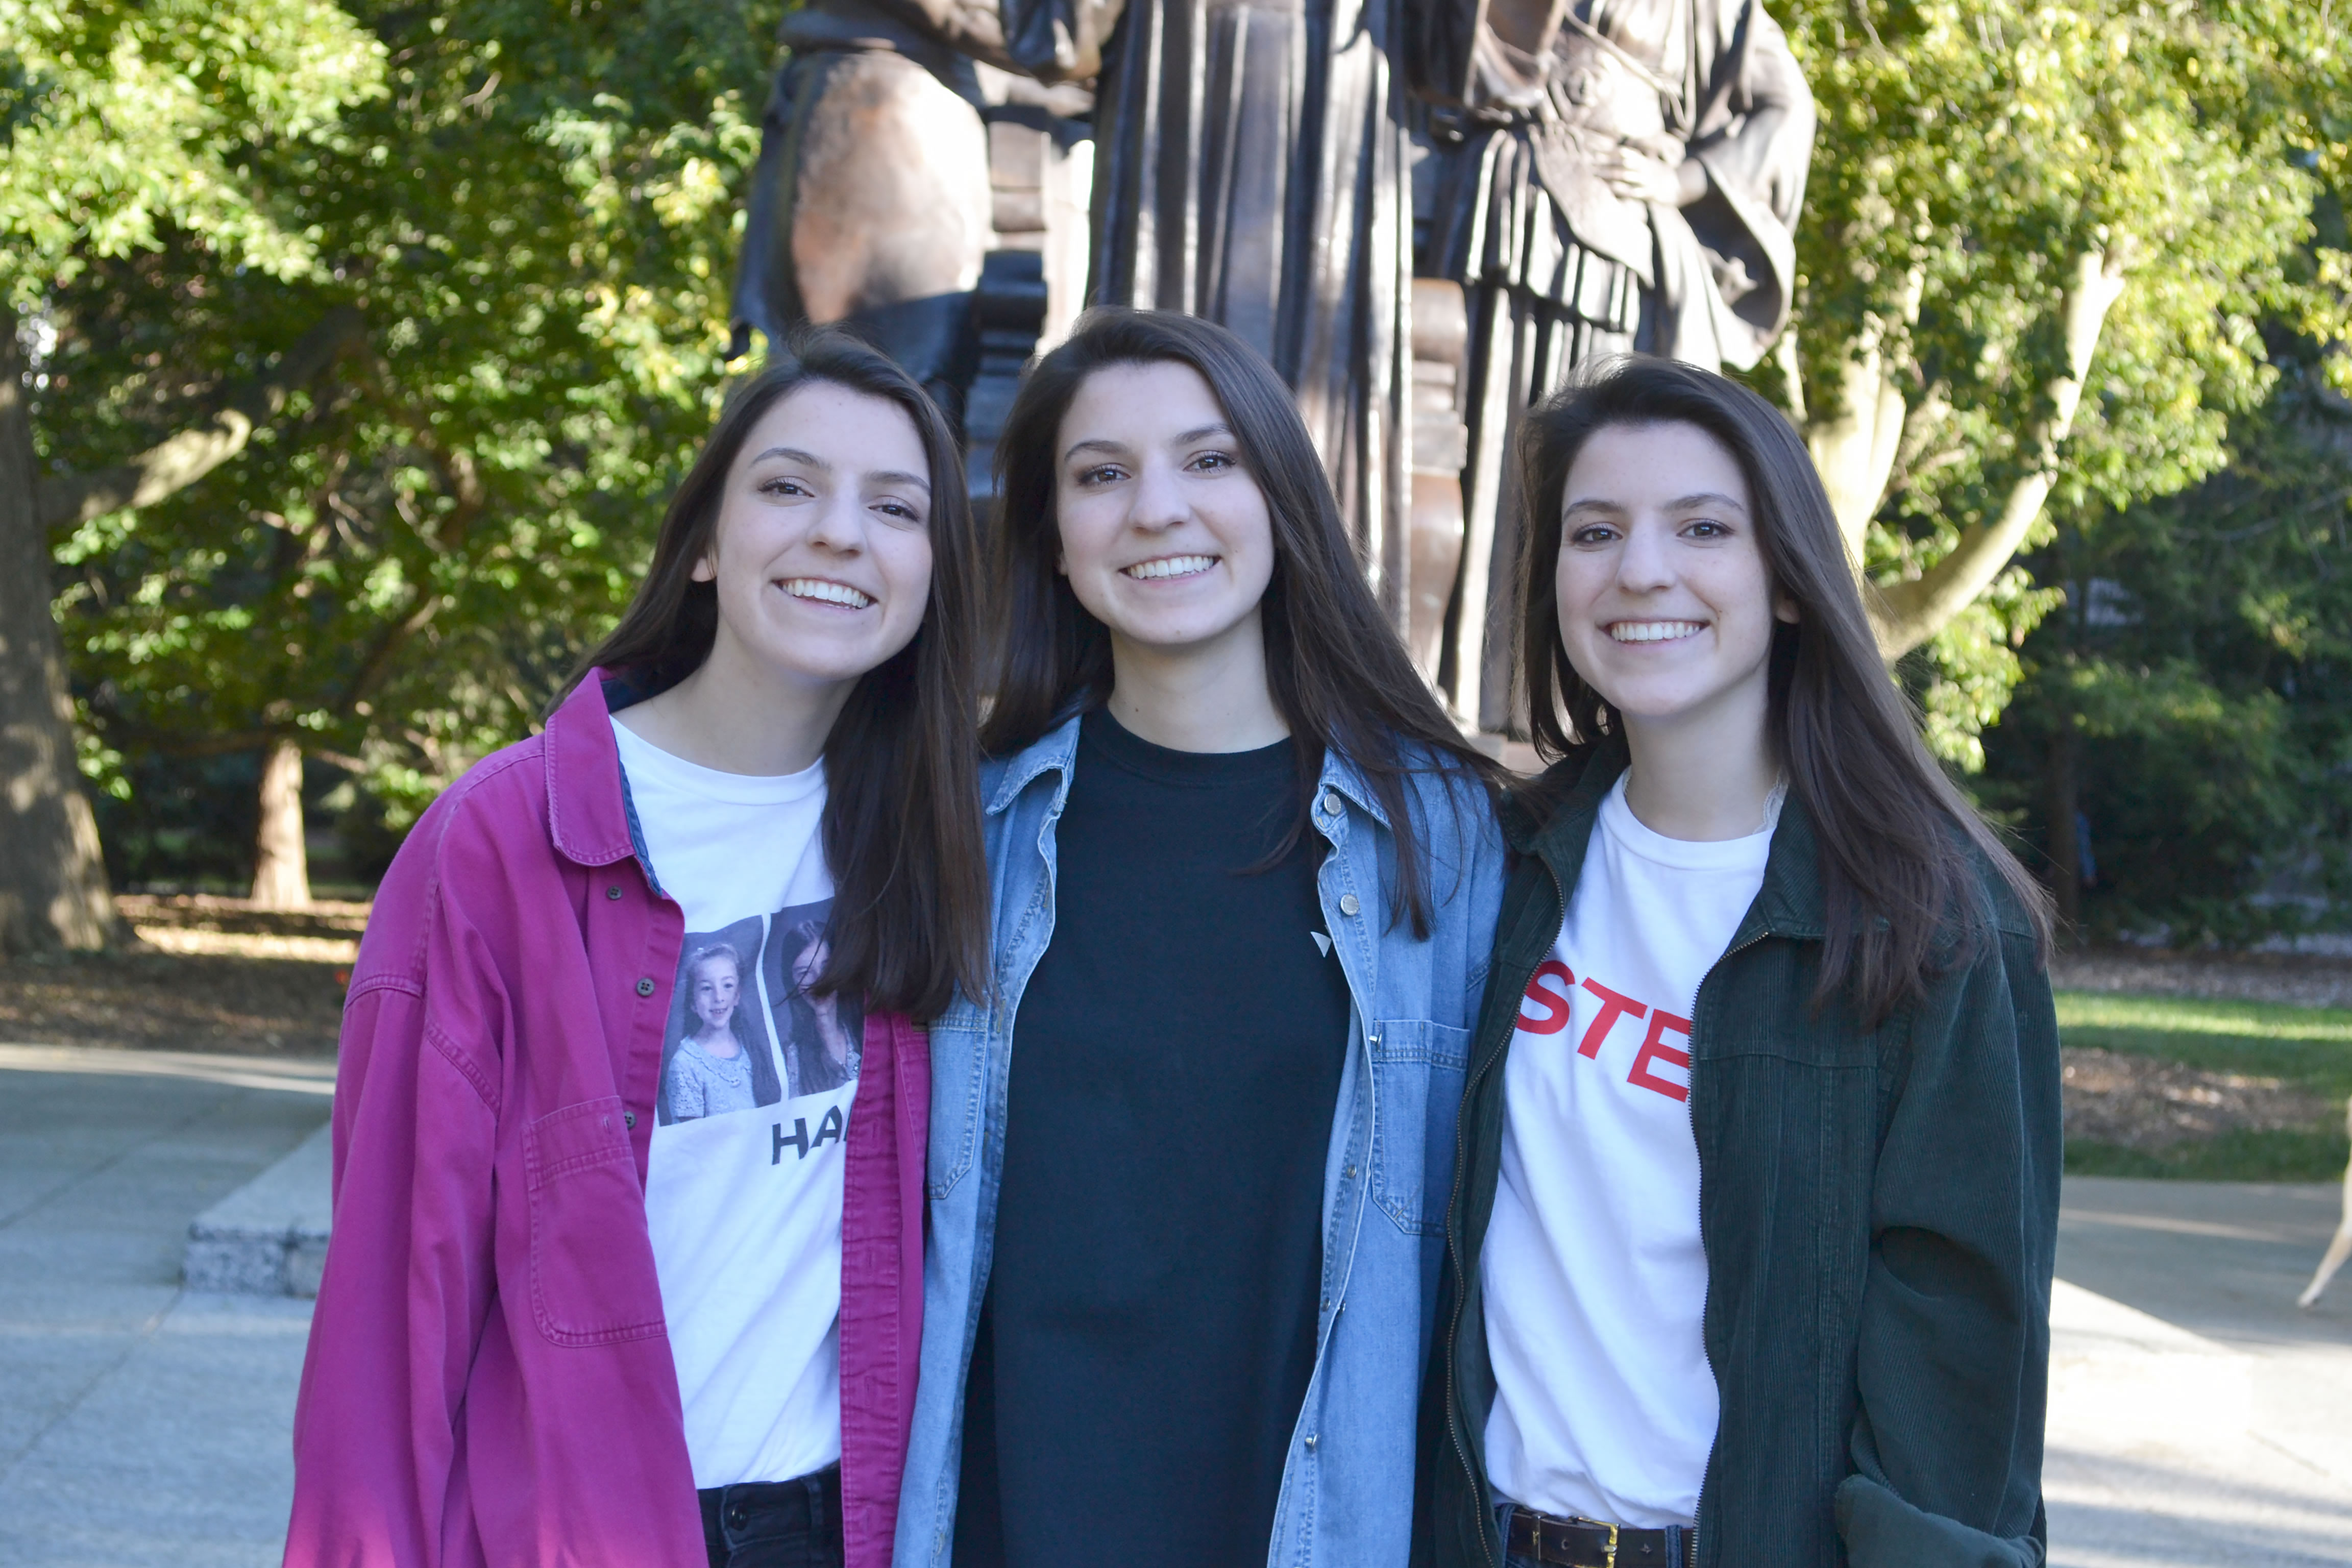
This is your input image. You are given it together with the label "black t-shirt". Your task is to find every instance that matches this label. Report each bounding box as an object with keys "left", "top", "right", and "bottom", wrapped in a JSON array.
[{"left": 954, "top": 708, "right": 1353, "bottom": 1568}]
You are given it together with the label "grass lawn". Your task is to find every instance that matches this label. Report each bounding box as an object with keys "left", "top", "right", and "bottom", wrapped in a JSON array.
[{"left": 2056, "top": 990, "right": 2352, "bottom": 1180}]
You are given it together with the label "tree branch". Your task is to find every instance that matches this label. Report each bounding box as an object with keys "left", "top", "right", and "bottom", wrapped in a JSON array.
[
  {"left": 1872, "top": 248, "right": 2128, "bottom": 658},
  {"left": 33, "top": 307, "right": 367, "bottom": 531}
]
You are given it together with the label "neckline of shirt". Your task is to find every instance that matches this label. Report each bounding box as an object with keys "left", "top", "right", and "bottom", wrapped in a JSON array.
[
  {"left": 610, "top": 716, "right": 827, "bottom": 806},
  {"left": 1599, "top": 771, "right": 1778, "bottom": 872},
  {"left": 1081, "top": 704, "right": 1297, "bottom": 788}
]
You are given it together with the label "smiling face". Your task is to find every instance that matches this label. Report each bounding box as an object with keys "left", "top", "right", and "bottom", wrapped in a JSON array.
[
  {"left": 1553, "top": 420, "right": 1796, "bottom": 734},
  {"left": 694, "top": 381, "right": 936, "bottom": 694},
  {"left": 690, "top": 951, "right": 741, "bottom": 1033},
  {"left": 1052, "top": 360, "right": 1277, "bottom": 659}
]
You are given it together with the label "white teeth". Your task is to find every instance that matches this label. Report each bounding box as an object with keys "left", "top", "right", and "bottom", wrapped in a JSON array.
[
  {"left": 782, "top": 578, "right": 873, "bottom": 609},
  {"left": 1123, "top": 554, "right": 1218, "bottom": 580},
  {"left": 1609, "top": 621, "right": 1704, "bottom": 643}
]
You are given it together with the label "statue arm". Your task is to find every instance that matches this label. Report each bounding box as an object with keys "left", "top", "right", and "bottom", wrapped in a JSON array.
[{"left": 1687, "top": 1, "right": 1816, "bottom": 235}]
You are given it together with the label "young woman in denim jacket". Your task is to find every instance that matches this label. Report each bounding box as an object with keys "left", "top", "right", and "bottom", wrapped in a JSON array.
[
  {"left": 894, "top": 310, "right": 1506, "bottom": 1568},
  {"left": 287, "top": 332, "right": 989, "bottom": 1568},
  {"left": 1420, "top": 359, "right": 2062, "bottom": 1568}
]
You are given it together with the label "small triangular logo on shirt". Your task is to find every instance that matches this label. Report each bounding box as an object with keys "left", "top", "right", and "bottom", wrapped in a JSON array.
[{"left": 1312, "top": 930, "right": 1333, "bottom": 958}]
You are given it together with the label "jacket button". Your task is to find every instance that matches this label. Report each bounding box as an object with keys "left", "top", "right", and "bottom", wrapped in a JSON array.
[
  {"left": 1320, "top": 790, "right": 1341, "bottom": 816},
  {"left": 624, "top": 1111, "right": 637, "bottom": 1130},
  {"left": 1304, "top": 1433, "right": 1318, "bottom": 1451},
  {"left": 636, "top": 977, "right": 655, "bottom": 996},
  {"left": 606, "top": 885, "right": 623, "bottom": 900},
  {"left": 1339, "top": 892, "right": 1360, "bottom": 916}
]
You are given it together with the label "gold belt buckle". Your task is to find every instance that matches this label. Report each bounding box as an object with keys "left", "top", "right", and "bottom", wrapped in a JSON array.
[{"left": 1602, "top": 1523, "right": 1618, "bottom": 1568}]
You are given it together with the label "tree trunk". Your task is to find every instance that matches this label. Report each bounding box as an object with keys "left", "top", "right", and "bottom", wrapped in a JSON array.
[
  {"left": 0, "top": 307, "right": 119, "bottom": 953},
  {"left": 1804, "top": 284, "right": 1917, "bottom": 571},
  {"left": 1871, "top": 249, "right": 2128, "bottom": 658},
  {"left": 250, "top": 738, "right": 312, "bottom": 911}
]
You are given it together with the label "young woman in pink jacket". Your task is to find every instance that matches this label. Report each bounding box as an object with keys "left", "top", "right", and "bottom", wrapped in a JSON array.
[{"left": 285, "top": 330, "right": 989, "bottom": 1568}]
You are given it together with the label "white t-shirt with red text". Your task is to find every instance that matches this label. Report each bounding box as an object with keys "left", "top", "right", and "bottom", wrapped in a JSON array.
[{"left": 1481, "top": 771, "right": 1777, "bottom": 1529}]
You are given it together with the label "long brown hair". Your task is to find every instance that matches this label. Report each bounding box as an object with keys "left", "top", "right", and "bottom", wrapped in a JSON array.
[
  {"left": 983, "top": 308, "right": 1500, "bottom": 935},
  {"left": 569, "top": 328, "right": 988, "bottom": 1020},
  {"left": 1512, "top": 356, "right": 2052, "bottom": 1020}
]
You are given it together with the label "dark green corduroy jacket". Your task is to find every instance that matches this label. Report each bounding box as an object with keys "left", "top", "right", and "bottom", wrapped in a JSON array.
[{"left": 1418, "top": 746, "right": 2062, "bottom": 1568}]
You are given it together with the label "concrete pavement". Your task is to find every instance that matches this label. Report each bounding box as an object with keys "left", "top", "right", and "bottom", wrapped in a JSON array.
[
  {"left": 0, "top": 1046, "right": 2345, "bottom": 1565},
  {"left": 0, "top": 1048, "right": 330, "bottom": 1568}
]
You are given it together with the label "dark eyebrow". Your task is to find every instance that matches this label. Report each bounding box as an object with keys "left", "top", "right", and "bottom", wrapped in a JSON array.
[
  {"left": 1563, "top": 490, "right": 1747, "bottom": 517},
  {"left": 1062, "top": 423, "right": 1236, "bottom": 465},
  {"left": 749, "top": 445, "right": 828, "bottom": 470},
  {"left": 750, "top": 446, "right": 929, "bottom": 492}
]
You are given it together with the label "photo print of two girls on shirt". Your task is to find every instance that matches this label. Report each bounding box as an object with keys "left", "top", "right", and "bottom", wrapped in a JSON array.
[{"left": 658, "top": 898, "right": 863, "bottom": 1131}]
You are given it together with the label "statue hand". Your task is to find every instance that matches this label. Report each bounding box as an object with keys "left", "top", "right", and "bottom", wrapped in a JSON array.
[{"left": 1595, "top": 144, "right": 1705, "bottom": 207}]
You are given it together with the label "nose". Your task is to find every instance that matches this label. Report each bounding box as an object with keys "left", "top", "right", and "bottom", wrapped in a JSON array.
[
  {"left": 1124, "top": 455, "right": 1190, "bottom": 532},
  {"left": 1613, "top": 516, "right": 1675, "bottom": 593},
  {"left": 803, "top": 489, "right": 866, "bottom": 554}
]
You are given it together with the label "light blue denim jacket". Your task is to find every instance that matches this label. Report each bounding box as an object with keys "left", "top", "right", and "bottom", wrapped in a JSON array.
[{"left": 893, "top": 712, "right": 1505, "bottom": 1568}]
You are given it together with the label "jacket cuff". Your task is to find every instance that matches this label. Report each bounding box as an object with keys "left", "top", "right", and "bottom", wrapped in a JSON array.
[{"left": 1833, "top": 1476, "right": 2045, "bottom": 1568}]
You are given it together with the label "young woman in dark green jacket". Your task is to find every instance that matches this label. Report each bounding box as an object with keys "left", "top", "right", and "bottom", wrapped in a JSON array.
[{"left": 1422, "top": 358, "right": 2061, "bottom": 1568}]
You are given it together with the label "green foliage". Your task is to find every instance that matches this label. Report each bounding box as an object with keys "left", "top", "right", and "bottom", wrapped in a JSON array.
[
  {"left": 26, "top": 0, "right": 782, "bottom": 876},
  {"left": 1765, "top": 0, "right": 2352, "bottom": 764},
  {"left": 2054, "top": 990, "right": 2352, "bottom": 1179},
  {"left": 1981, "top": 355, "right": 2352, "bottom": 942},
  {"left": 0, "top": 0, "right": 385, "bottom": 305}
]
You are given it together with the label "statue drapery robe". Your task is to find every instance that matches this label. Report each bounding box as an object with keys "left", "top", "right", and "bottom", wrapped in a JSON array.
[
  {"left": 1006, "top": 0, "right": 1419, "bottom": 624},
  {"left": 1416, "top": 0, "right": 1814, "bottom": 727}
]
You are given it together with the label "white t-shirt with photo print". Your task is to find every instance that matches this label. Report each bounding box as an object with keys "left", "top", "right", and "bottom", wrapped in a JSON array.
[
  {"left": 614, "top": 717, "right": 860, "bottom": 1491},
  {"left": 1481, "top": 771, "right": 1777, "bottom": 1530}
]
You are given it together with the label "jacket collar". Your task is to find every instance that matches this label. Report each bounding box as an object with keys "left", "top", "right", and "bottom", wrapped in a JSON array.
[
  {"left": 543, "top": 669, "right": 639, "bottom": 868},
  {"left": 1516, "top": 742, "right": 1828, "bottom": 942},
  {"left": 985, "top": 710, "right": 1084, "bottom": 817},
  {"left": 985, "top": 706, "right": 1391, "bottom": 829}
]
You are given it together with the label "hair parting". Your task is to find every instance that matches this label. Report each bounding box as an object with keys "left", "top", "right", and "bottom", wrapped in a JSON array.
[{"left": 1510, "top": 355, "right": 2052, "bottom": 1021}]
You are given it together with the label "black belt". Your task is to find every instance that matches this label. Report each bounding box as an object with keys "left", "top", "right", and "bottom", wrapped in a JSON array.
[{"left": 1507, "top": 1505, "right": 1696, "bottom": 1568}]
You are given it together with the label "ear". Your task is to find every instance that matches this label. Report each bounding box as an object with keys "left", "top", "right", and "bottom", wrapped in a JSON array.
[
  {"left": 691, "top": 552, "right": 717, "bottom": 583},
  {"left": 1773, "top": 591, "right": 1801, "bottom": 625},
  {"left": 1055, "top": 551, "right": 1068, "bottom": 576}
]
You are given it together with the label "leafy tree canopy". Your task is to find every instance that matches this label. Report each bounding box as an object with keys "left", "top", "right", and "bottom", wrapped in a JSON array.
[
  {"left": 1768, "top": 0, "right": 2352, "bottom": 767},
  {"left": 28, "top": 0, "right": 780, "bottom": 882}
]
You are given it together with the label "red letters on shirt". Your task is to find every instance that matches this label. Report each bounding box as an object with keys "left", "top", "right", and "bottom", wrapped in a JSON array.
[
  {"left": 1577, "top": 978, "right": 1647, "bottom": 1061},
  {"left": 1516, "top": 967, "right": 1696, "bottom": 1104},
  {"left": 1517, "top": 961, "right": 1576, "bottom": 1034},
  {"left": 1625, "top": 1010, "right": 1695, "bottom": 1102}
]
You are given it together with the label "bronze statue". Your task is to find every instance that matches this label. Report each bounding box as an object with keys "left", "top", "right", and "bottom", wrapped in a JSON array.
[
  {"left": 1412, "top": 0, "right": 1816, "bottom": 727},
  {"left": 728, "top": 0, "right": 1097, "bottom": 437},
  {"left": 729, "top": 0, "right": 1811, "bottom": 726}
]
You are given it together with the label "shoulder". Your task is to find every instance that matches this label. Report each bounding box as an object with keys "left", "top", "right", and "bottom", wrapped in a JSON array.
[{"left": 353, "top": 736, "right": 554, "bottom": 986}]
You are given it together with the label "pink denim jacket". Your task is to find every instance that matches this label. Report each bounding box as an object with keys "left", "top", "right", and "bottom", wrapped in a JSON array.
[{"left": 285, "top": 673, "right": 925, "bottom": 1567}]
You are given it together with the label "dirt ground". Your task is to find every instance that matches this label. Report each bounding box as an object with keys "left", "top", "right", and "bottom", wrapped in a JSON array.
[{"left": 0, "top": 896, "right": 361, "bottom": 1057}]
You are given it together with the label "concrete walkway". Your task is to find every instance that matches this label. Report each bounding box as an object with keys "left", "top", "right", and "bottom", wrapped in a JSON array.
[
  {"left": 0, "top": 1045, "right": 2345, "bottom": 1565},
  {"left": 0, "top": 1047, "right": 330, "bottom": 1568},
  {"left": 2047, "top": 1176, "right": 2352, "bottom": 1566}
]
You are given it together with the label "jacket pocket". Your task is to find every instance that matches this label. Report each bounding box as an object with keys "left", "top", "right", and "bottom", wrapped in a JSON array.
[
  {"left": 1367, "top": 1018, "right": 1471, "bottom": 1236},
  {"left": 524, "top": 1096, "right": 666, "bottom": 1346},
  {"left": 925, "top": 998, "right": 988, "bottom": 1200}
]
